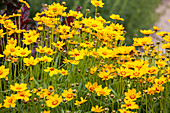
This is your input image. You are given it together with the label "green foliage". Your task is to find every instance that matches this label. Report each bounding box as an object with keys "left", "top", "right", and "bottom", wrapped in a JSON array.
[{"left": 27, "top": 0, "right": 160, "bottom": 45}]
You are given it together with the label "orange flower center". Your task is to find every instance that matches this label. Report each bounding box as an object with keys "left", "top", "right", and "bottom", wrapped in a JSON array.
[
  {"left": 10, "top": 41, "right": 15, "bottom": 44},
  {"left": 67, "top": 93, "right": 73, "bottom": 99},
  {"left": 126, "top": 103, "right": 131, "bottom": 107},
  {"left": 28, "top": 39, "right": 32, "bottom": 43},
  {"left": 8, "top": 99, "right": 13, "bottom": 103},
  {"left": 92, "top": 24, "right": 98, "bottom": 27},
  {"left": 40, "top": 50, "right": 45, "bottom": 52},
  {"left": 95, "top": 2, "right": 100, "bottom": 6},
  {"left": 155, "top": 88, "right": 160, "bottom": 91},
  {"left": 95, "top": 109, "right": 101, "bottom": 112},
  {"left": 10, "top": 48, "right": 15, "bottom": 52},
  {"left": 93, "top": 52, "right": 98, "bottom": 55},
  {"left": 0, "top": 71, "right": 3, "bottom": 75},
  {"left": 16, "top": 87, "right": 22, "bottom": 90},
  {"left": 133, "top": 72, "right": 140, "bottom": 76},
  {"left": 52, "top": 100, "right": 58, "bottom": 105},
  {"left": 21, "top": 52, "right": 26, "bottom": 55},
  {"left": 102, "top": 52, "right": 107, "bottom": 55},
  {"left": 74, "top": 53, "right": 80, "bottom": 56},
  {"left": 20, "top": 94, "right": 25, "bottom": 97},
  {"left": 89, "top": 87, "right": 95, "bottom": 91},
  {"left": 130, "top": 94, "right": 136, "bottom": 99},
  {"left": 104, "top": 75, "right": 108, "bottom": 79},
  {"left": 157, "top": 81, "right": 163, "bottom": 85},
  {"left": 148, "top": 69, "right": 156, "bottom": 73},
  {"left": 120, "top": 71, "right": 126, "bottom": 76},
  {"left": 50, "top": 68, "right": 55, "bottom": 71},
  {"left": 47, "top": 51, "right": 52, "bottom": 54}
]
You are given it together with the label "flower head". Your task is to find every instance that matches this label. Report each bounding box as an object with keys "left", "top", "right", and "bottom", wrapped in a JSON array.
[
  {"left": 91, "top": 105, "right": 104, "bottom": 112},
  {"left": 91, "top": 0, "right": 104, "bottom": 8}
]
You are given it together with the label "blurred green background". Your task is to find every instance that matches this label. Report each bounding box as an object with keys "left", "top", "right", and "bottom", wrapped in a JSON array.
[{"left": 27, "top": 0, "right": 160, "bottom": 45}]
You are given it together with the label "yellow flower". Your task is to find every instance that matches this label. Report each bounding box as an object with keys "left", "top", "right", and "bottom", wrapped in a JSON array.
[
  {"left": 7, "top": 38, "right": 17, "bottom": 46},
  {"left": 154, "top": 76, "right": 167, "bottom": 85},
  {"left": 90, "top": 66, "right": 97, "bottom": 74},
  {"left": 163, "top": 35, "right": 170, "bottom": 42},
  {"left": 133, "top": 36, "right": 153, "bottom": 46},
  {"left": 152, "top": 84, "right": 164, "bottom": 94},
  {"left": 98, "top": 71, "right": 113, "bottom": 81},
  {"left": 29, "top": 76, "right": 34, "bottom": 81},
  {"left": 67, "top": 10, "right": 83, "bottom": 19},
  {"left": 43, "top": 111, "right": 51, "bottom": 113},
  {"left": 89, "top": 49, "right": 98, "bottom": 58},
  {"left": 60, "top": 68, "right": 68, "bottom": 76},
  {"left": 91, "top": 0, "right": 104, "bottom": 8},
  {"left": 10, "top": 83, "right": 27, "bottom": 92},
  {"left": 85, "top": 82, "right": 98, "bottom": 92},
  {"left": 0, "top": 54, "right": 4, "bottom": 58},
  {"left": 3, "top": 19, "right": 17, "bottom": 30},
  {"left": 46, "top": 94, "right": 62, "bottom": 108},
  {"left": 45, "top": 48, "right": 56, "bottom": 55},
  {"left": 140, "top": 29, "right": 155, "bottom": 36},
  {"left": 166, "top": 67, "right": 170, "bottom": 74},
  {"left": 39, "top": 56, "right": 53, "bottom": 63},
  {"left": 97, "top": 47, "right": 113, "bottom": 58},
  {"left": 68, "top": 49, "right": 85, "bottom": 60},
  {"left": 16, "top": 90, "right": 32, "bottom": 101},
  {"left": 74, "top": 97, "right": 87, "bottom": 105},
  {"left": 162, "top": 43, "right": 170, "bottom": 49},
  {"left": 0, "top": 103, "right": 2, "bottom": 108},
  {"left": 0, "top": 65, "right": 9, "bottom": 79},
  {"left": 36, "top": 46, "right": 48, "bottom": 53},
  {"left": 156, "top": 60, "right": 167, "bottom": 68},
  {"left": 118, "top": 109, "right": 134, "bottom": 113},
  {"left": 110, "top": 14, "right": 124, "bottom": 21},
  {"left": 3, "top": 94, "right": 17, "bottom": 108},
  {"left": 117, "top": 67, "right": 130, "bottom": 78},
  {"left": 23, "top": 56, "right": 39, "bottom": 66},
  {"left": 8, "top": 13, "right": 21, "bottom": 18},
  {"left": 62, "top": 88, "right": 76, "bottom": 101},
  {"left": 125, "top": 89, "right": 141, "bottom": 101},
  {"left": 69, "top": 60, "right": 80, "bottom": 65},
  {"left": 129, "top": 68, "right": 143, "bottom": 78},
  {"left": 121, "top": 99, "right": 139, "bottom": 109},
  {"left": 156, "top": 31, "right": 167, "bottom": 37},
  {"left": 91, "top": 105, "right": 104, "bottom": 112},
  {"left": 146, "top": 87, "right": 155, "bottom": 95},
  {"left": 114, "top": 46, "right": 135, "bottom": 55},
  {"left": 44, "top": 67, "right": 60, "bottom": 76},
  {"left": 153, "top": 26, "right": 161, "bottom": 31},
  {"left": 95, "top": 16, "right": 110, "bottom": 24},
  {"left": 22, "top": 30, "right": 39, "bottom": 45},
  {"left": 19, "top": 0, "right": 30, "bottom": 8},
  {"left": 0, "top": 14, "right": 8, "bottom": 24},
  {"left": 22, "top": 36, "right": 37, "bottom": 45},
  {"left": 95, "top": 85, "right": 111, "bottom": 96},
  {"left": 37, "top": 26, "right": 43, "bottom": 31},
  {"left": 147, "top": 66, "right": 158, "bottom": 75},
  {"left": 143, "top": 76, "right": 155, "bottom": 83},
  {"left": 17, "top": 47, "right": 31, "bottom": 57},
  {"left": 80, "top": 41, "right": 94, "bottom": 48},
  {"left": 43, "top": 89, "right": 55, "bottom": 97},
  {"left": 3, "top": 45, "right": 20, "bottom": 56},
  {"left": 47, "top": 2, "right": 67, "bottom": 16},
  {"left": 0, "top": 29, "right": 5, "bottom": 38},
  {"left": 52, "top": 41, "right": 65, "bottom": 51}
]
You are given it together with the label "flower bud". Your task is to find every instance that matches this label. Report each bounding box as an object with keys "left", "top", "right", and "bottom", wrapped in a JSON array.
[{"left": 118, "top": 99, "right": 122, "bottom": 103}]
